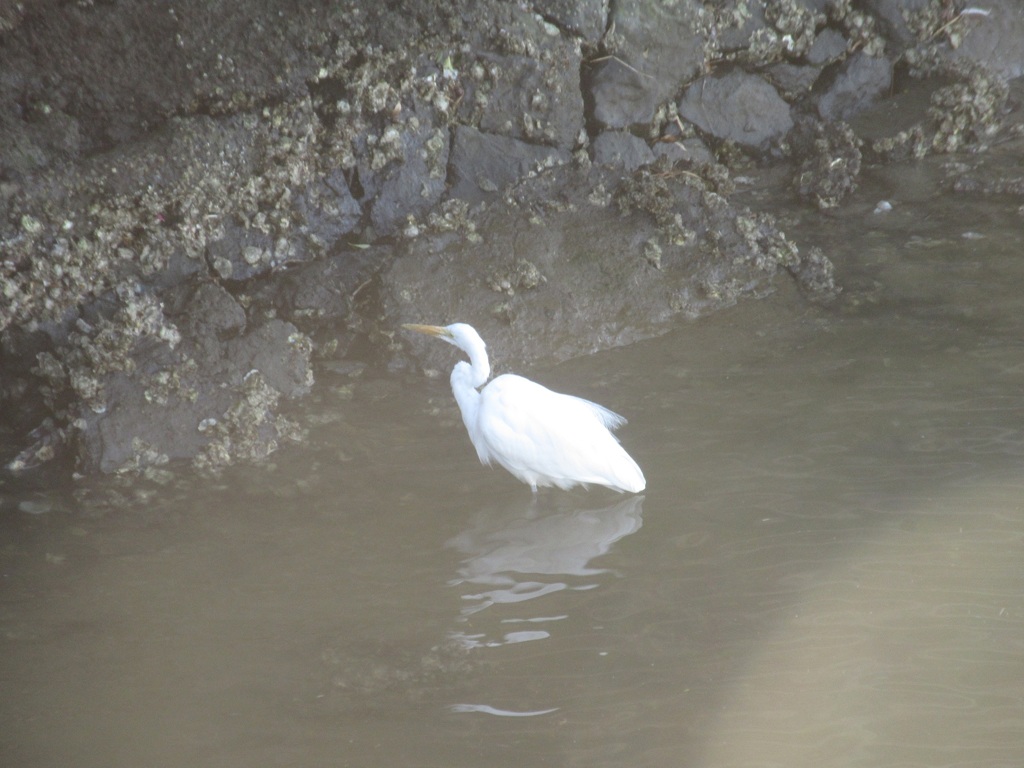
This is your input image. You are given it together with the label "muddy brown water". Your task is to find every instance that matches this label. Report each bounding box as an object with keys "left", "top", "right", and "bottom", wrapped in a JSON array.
[{"left": 3, "top": 167, "right": 1024, "bottom": 767}]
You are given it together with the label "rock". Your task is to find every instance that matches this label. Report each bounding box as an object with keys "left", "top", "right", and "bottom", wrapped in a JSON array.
[
  {"left": 765, "top": 62, "right": 823, "bottom": 99},
  {"left": 7, "top": 0, "right": 1017, "bottom": 480},
  {"left": 205, "top": 223, "right": 276, "bottom": 282},
  {"left": 949, "top": 133, "right": 1024, "bottom": 195},
  {"left": 176, "top": 281, "right": 246, "bottom": 341},
  {"left": 0, "top": 104, "right": 331, "bottom": 336},
  {"left": 0, "top": 327, "right": 56, "bottom": 439},
  {"left": 652, "top": 137, "right": 715, "bottom": 167},
  {"left": 76, "top": 374, "right": 211, "bottom": 474},
  {"left": 588, "top": 57, "right": 656, "bottom": 129},
  {"left": 844, "top": 76, "right": 937, "bottom": 143},
  {"left": 449, "top": 125, "right": 571, "bottom": 204},
  {"left": 678, "top": 71, "right": 793, "bottom": 149},
  {"left": 790, "top": 245, "right": 838, "bottom": 297},
  {"left": 806, "top": 28, "right": 848, "bottom": 66},
  {"left": 191, "top": 369, "right": 299, "bottom": 474},
  {"left": 362, "top": 115, "right": 449, "bottom": 237},
  {"left": 860, "top": 62, "right": 1008, "bottom": 160},
  {"left": 762, "top": 0, "right": 826, "bottom": 60},
  {"left": 532, "top": 0, "right": 607, "bottom": 43},
  {"left": 0, "top": 3, "right": 28, "bottom": 34},
  {"left": 294, "top": 169, "right": 363, "bottom": 252},
  {"left": 466, "top": 3, "right": 586, "bottom": 149},
  {"left": 591, "top": 131, "right": 655, "bottom": 171},
  {"left": 863, "top": 0, "right": 937, "bottom": 49},
  {"left": 792, "top": 119, "right": 862, "bottom": 209},
  {"left": 816, "top": 52, "right": 893, "bottom": 122},
  {"left": 229, "top": 319, "right": 314, "bottom": 399},
  {"left": 142, "top": 246, "right": 207, "bottom": 293},
  {"left": 243, "top": 243, "right": 386, "bottom": 365},
  {"left": 384, "top": 163, "right": 835, "bottom": 373},
  {"left": 260, "top": 247, "right": 387, "bottom": 328},
  {"left": 715, "top": 2, "right": 768, "bottom": 53},
  {"left": 68, "top": 277, "right": 312, "bottom": 474},
  {"left": 476, "top": 49, "right": 585, "bottom": 150},
  {"left": 588, "top": 0, "right": 705, "bottom": 129},
  {"left": 948, "top": 0, "right": 1024, "bottom": 80},
  {"left": 0, "top": 2, "right": 355, "bottom": 175}
]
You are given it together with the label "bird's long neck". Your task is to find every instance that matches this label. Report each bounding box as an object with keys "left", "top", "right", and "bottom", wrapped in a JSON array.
[
  {"left": 450, "top": 361, "right": 484, "bottom": 450},
  {"left": 450, "top": 341, "right": 490, "bottom": 450},
  {"left": 461, "top": 338, "right": 490, "bottom": 388}
]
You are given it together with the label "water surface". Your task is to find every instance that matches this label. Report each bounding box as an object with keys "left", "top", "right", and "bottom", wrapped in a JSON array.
[{"left": 3, "top": 165, "right": 1024, "bottom": 767}]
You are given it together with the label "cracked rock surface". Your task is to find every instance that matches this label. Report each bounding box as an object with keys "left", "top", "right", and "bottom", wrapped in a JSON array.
[{"left": 1, "top": 0, "right": 1019, "bottom": 477}]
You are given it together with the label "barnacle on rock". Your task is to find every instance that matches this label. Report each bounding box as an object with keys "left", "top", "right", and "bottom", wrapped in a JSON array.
[
  {"left": 902, "top": 1, "right": 986, "bottom": 51},
  {"left": 871, "top": 57, "right": 1007, "bottom": 159},
  {"left": 765, "top": 0, "right": 824, "bottom": 58},
  {"left": 793, "top": 120, "right": 862, "bottom": 209},
  {"left": 643, "top": 239, "right": 663, "bottom": 270},
  {"left": 486, "top": 259, "right": 546, "bottom": 296},
  {"left": 115, "top": 438, "right": 170, "bottom": 475},
  {"left": 838, "top": 6, "right": 885, "bottom": 57},
  {"left": 927, "top": 64, "right": 1007, "bottom": 153},
  {"left": 191, "top": 371, "right": 303, "bottom": 476},
  {"left": 32, "top": 283, "right": 182, "bottom": 415}
]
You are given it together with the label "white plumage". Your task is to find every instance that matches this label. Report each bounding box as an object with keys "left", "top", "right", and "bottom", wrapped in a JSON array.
[{"left": 404, "top": 323, "right": 646, "bottom": 493}]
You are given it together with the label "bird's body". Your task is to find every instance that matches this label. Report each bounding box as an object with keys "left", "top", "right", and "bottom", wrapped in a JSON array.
[{"left": 403, "top": 323, "right": 645, "bottom": 493}]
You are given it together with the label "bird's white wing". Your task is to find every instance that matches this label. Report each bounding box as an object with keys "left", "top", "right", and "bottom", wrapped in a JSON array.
[
  {"left": 560, "top": 394, "right": 627, "bottom": 431},
  {"left": 476, "top": 374, "right": 643, "bottom": 491}
]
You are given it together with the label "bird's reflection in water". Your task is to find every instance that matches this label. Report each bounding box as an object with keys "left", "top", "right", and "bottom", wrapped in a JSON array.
[{"left": 446, "top": 495, "right": 644, "bottom": 649}]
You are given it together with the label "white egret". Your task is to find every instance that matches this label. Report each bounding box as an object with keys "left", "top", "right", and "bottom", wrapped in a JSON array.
[{"left": 403, "top": 323, "right": 646, "bottom": 493}]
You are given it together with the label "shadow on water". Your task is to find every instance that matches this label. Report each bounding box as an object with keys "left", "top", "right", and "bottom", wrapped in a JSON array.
[{"left": 446, "top": 494, "right": 643, "bottom": 713}]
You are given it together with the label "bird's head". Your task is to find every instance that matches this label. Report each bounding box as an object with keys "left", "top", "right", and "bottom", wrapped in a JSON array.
[{"left": 402, "top": 323, "right": 485, "bottom": 355}]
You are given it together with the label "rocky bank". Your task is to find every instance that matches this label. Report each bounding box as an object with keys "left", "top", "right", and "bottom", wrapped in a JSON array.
[{"left": 1, "top": 0, "right": 1023, "bottom": 477}]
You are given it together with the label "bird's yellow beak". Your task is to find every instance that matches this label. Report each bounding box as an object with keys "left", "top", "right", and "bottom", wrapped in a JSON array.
[{"left": 402, "top": 323, "right": 451, "bottom": 339}]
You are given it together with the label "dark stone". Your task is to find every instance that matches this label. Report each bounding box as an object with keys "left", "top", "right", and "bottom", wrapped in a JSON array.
[
  {"left": 862, "top": 0, "right": 934, "bottom": 49},
  {"left": 806, "top": 29, "right": 848, "bottom": 66},
  {"left": 715, "top": 2, "right": 768, "bottom": 53},
  {"left": 947, "top": 0, "right": 1024, "bottom": 80},
  {"left": 588, "top": 59, "right": 660, "bottom": 130},
  {"left": 532, "top": 0, "right": 608, "bottom": 42},
  {"left": 177, "top": 282, "right": 246, "bottom": 341},
  {"left": 477, "top": 52, "right": 585, "bottom": 151},
  {"left": 364, "top": 117, "right": 449, "bottom": 237},
  {"left": 652, "top": 137, "right": 714, "bottom": 167},
  {"left": 454, "top": 2, "right": 584, "bottom": 150},
  {"left": 470, "top": 6, "right": 586, "bottom": 151},
  {"left": 229, "top": 319, "right": 313, "bottom": 399},
  {"left": 449, "top": 125, "right": 570, "bottom": 204},
  {"left": 792, "top": 119, "right": 862, "bottom": 210},
  {"left": 588, "top": 0, "right": 705, "bottom": 129},
  {"left": 816, "top": 52, "right": 893, "bottom": 122},
  {"left": 592, "top": 131, "right": 655, "bottom": 171},
  {"left": 385, "top": 163, "right": 836, "bottom": 373},
  {"left": 765, "top": 62, "right": 823, "bottom": 99},
  {"left": 0, "top": 1, "right": 352, "bottom": 176},
  {"left": 249, "top": 245, "right": 387, "bottom": 355},
  {"left": 75, "top": 312, "right": 312, "bottom": 474},
  {"left": 678, "top": 71, "right": 793, "bottom": 149},
  {"left": 205, "top": 223, "right": 275, "bottom": 282},
  {"left": 147, "top": 247, "right": 208, "bottom": 293},
  {"left": 294, "top": 170, "right": 363, "bottom": 251}
]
